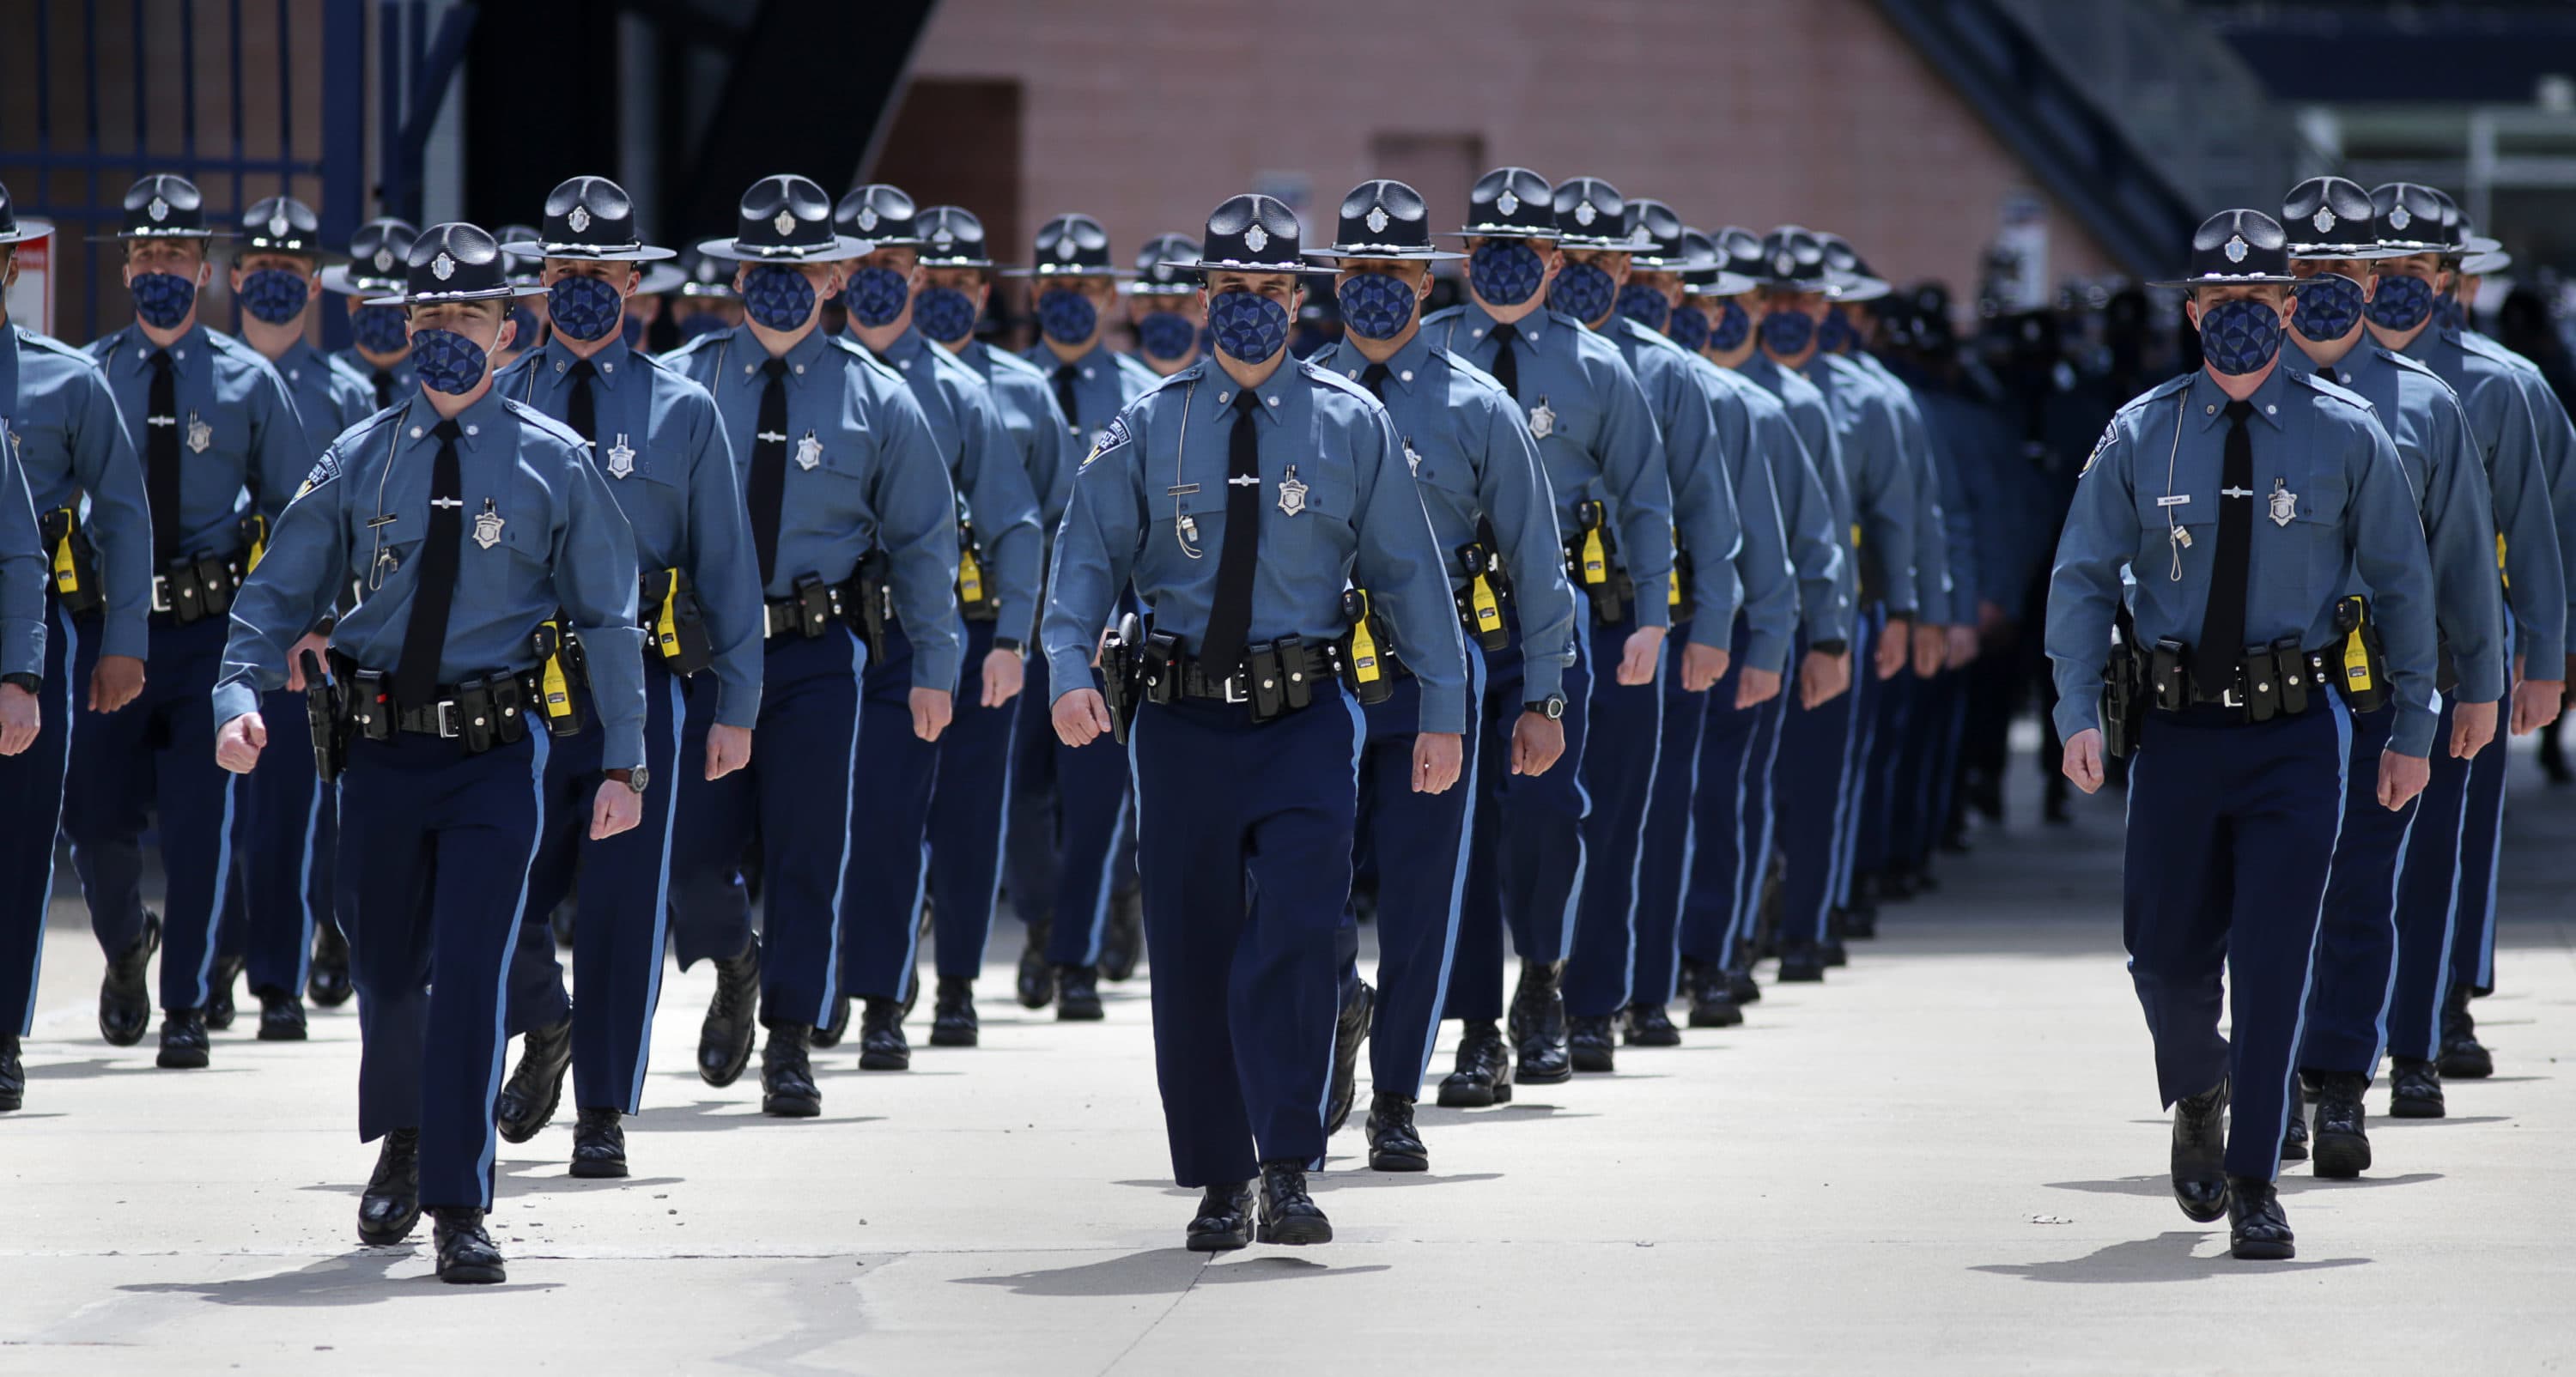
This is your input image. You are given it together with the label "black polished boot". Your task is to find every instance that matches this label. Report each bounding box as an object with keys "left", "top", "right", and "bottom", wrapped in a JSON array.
[
  {"left": 2171, "top": 1080, "right": 2230, "bottom": 1223},
  {"left": 2280, "top": 1076, "right": 2309, "bottom": 1163},
  {"left": 0, "top": 1034, "right": 22, "bottom": 1113},
  {"left": 98, "top": 913, "right": 160, "bottom": 1047},
  {"left": 1688, "top": 978, "right": 1742, "bottom": 1028},
  {"left": 1725, "top": 955, "right": 1761, "bottom": 1006},
  {"left": 2388, "top": 1055, "right": 2445, "bottom": 1119},
  {"left": 569, "top": 1107, "right": 628, "bottom": 1179},
  {"left": 929, "top": 977, "right": 979, "bottom": 1047},
  {"left": 1623, "top": 1001, "right": 1681, "bottom": 1046},
  {"left": 1016, "top": 917, "right": 1054, "bottom": 1010},
  {"left": 357, "top": 1128, "right": 422, "bottom": 1245},
  {"left": 1566, "top": 1014, "right": 1616, "bottom": 1072},
  {"left": 1255, "top": 1161, "right": 1332, "bottom": 1245},
  {"left": 2227, "top": 1176, "right": 2293, "bottom": 1260},
  {"left": 809, "top": 993, "right": 852, "bottom": 1050},
  {"left": 495, "top": 1017, "right": 573, "bottom": 1143},
  {"left": 696, "top": 936, "right": 760, "bottom": 1088},
  {"left": 1325, "top": 980, "right": 1375, "bottom": 1134},
  {"left": 204, "top": 955, "right": 245, "bottom": 1032},
  {"left": 1436, "top": 1021, "right": 1513, "bottom": 1107},
  {"left": 2437, "top": 984, "right": 2493, "bottom": 1079},
  {"left": 1776, "top": 943, "right": 1826, "bottom": 983},
  {"left": 432, "top": 1207, "right": 507, "bottom": 1283},
  {"left": 1820, "top": 936, "right": 1849, "bottom": 968},
  {"left": 1101, "top": 884, "right": 1144, "bottom": 982},
  {"left": 307, "top": 923, "right": 354, "bottom": 1007},
  {"left": 858, "top": 998, "right": 910, "bottom": 1071},
  {"left": 1185, "top": 1181, "right": 1255, "bottom": 1253},
  {"left": 2309, "top": 1071, "right": 2371, "bottom": 1179},
  {"left": 255, "top": 987, "right": 307, "bottom": 1041},
  {"left": 1364, "top": 1092, "right": 1429, "bottom": 1172},
  {"left": 1055, "top": 964, "right": 1104, "bottom": 1021},
  {"left": 1508, "top": 961, "right": 1571, "bottom": 1084},
  {"left": 155, "top": 1009, "right": 210, "bottom": 1069},
  {"left": 759, "top": 1022, "right": 821, "bottom": 1117}
]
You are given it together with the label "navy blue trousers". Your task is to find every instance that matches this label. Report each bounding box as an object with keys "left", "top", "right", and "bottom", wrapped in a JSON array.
[
  {"left": 1681, "top": 632, "right": 1785, "bottom": 968},
  {"left": 0, "top": 602, "right": 84, "bottom": 1035},
  {"left": 340, "top": 730, "right": 550, "bottom": 1211},
  {"left": 668, "top": 625, "right": 867, "bottom": 1028},
  {"left": 1005, "top": 629, "right": 1138, "bottom": 969},
  {"left": 1829, "top": 609, "right": 1890, "bottom": 914},
  {"left": 1777, "top": 615, "right": 1872, "bottom": 949},
  {"left": 1886, "top": 667, "right": 1959, "bottom": 873},
  {"left": 2453, "top": 715, "right": 2508, "bottom": 993},
  {"left": 1631, "top": 617, "right": 1725, "bottom": 1007},
  {"left": 1444, "top": 617, "right": 1594, "bottom": 1023},
  {"left": 1566, "top": 620, "right": 1665, "bottom": 1018},
  {"left": 2299, "top": 704, "right": 2417, "bottom": 1077},
  {"left": 2123, "top": 700, "right": 2349, "bottom": 1182},
  {"left": 2389, "top": 697, "right": 2473, "bottom": 1062},
  {"left": 1340, "top": 656, "right": 1484, "bottom": 1099},
  {"left": 503, "top": 661, "right": 688, "bottom": 1113},
  {"left": 63, "top": 614, "right": 240, "bottom": 1014},
  {"left": 1853, "top": 659, "right": 1915, "bottom": 882},
  {"left": 921, "top": 620, "right": 1020, "bottom": 980},
  {"left": 231, "top": 685, "right": 334, "bottom": 998},
  {"left": 1132, "top": 687, "right": 1364, "bottom": 1186}
]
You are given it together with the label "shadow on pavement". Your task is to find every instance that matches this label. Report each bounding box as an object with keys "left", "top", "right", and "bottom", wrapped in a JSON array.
[
  {"left": 628, "top": 1101, "right": 884, "bottom": 1132},
  {"left": 118, "top": 1249, "right": 564, "bottom": 1304},
  {"left": 25, "top": 1057, "right": 252, "bottom": 1079},
  {"left": 1414, "top": 1104, "right": 1601, "bottom": 1127},
  {"left": 954, "top": 1249, "right": 1389, "bottom": 1297},
  {"left": 2044, "top": 1172, "right": 2441, "bottom": 1197},
  {"left": 1972, "top": 1230, "right": 2370, "bottom": 1283}
]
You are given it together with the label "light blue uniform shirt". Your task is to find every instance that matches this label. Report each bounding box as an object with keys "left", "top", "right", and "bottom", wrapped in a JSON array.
[
  {"left": 1707, "top": 358, "right": 1848, "bottom": 651},
  {"left": 1043, "top": 355, "right": 1471, "bottom": 733},
  {"left": 663, "top": 325, "right": 963, "bottom": 692},
  {"left": 2, "top": 324, "right": 152, "bottom": 658},
  {"left": 0, "top": 416, "right": 44, "bottom": 676},
  {"left": 1602, "top": 315, "right": 1742, "bottom": 644},
  {"left": 496, "top": 334, "right": 765, "bottom": 727},
  {"left": 2289, "top": 338, "right": 2506, "bottom": 703},
  {"left": 1424, "top": 302, "right": 1674, "bottom": 628},
  {"left": 1314, "top": 329, "right": 1580, "bottom": 701},
  {"left": 955, "top": 337, "right": 1077, "bottom": 530},
  {"left": 1674, "top": 351, "right": 1799, "bottom": 671},
  {"left": 2046, "top": 364, "right": 2440, "bottom": 755},
  {"left": 1804, "top": 352, "right": 1922, "bottom": 616},
  {"left": 259, "top": 338, "right": 378, "bottom": 448},
  {"left": 1848, "top": 349, "right": 1958, "bottom": 625},
  {"left": 2462, "top": 328, "right": 2576, "bottom": 664},
  {"left": 86, "top": 323, "right": 308, "bottom": 545},
  {"left": 1737, "top": 353, "right": 1862, "bottom": 636},
  {"left": 2397, "top": 325, "right": 2566, "bottom": 668},
  {"left": 214, "top": 389, "right": 649, "bottom": 767},
  {"left": 860, "top": 327, "right": 1044, "bottom": 645}
]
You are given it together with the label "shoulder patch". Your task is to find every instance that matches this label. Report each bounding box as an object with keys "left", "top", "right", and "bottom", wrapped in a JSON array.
[
  {"left": 1082, "top": 413, "right": 1132, "bottom": 469},
  {"left": 2079, "top": 422, "right": 2116, "bottom": 477},
  {"left": 295, "top": 446, "right": 341, "bottom": 500},
  {"left": 2111, "top": 373, "right": 2194, "bottom": 420}
]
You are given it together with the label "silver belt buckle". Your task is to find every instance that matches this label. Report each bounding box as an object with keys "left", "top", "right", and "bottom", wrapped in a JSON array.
[
  {"left": 2221, "top": 686, "right": 2244, "bottom": 709},
  {"left": 1221, "top": 676, "right": 1250, "bottom": 706},
  {"left": 435, "top": 701, "right": 462, "bottom": 738},
  {"left": 150, "top": 575, "right": 173, "bottom": 614}
]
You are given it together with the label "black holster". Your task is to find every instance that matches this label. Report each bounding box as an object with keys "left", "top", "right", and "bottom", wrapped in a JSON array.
[
  {"left": 643, "top": 567, "right": 715, "bottom": 676},
  {"left": 1101, "top": 612, "right": 1145, "bottom": 744},
  {"left": 301, "top": 651, "right": 345, "bottom": 782},
  {"left": 849, "top": 551, "right": 893, "bottom": 663},
  {"left": 39, "top": 507, "right": 106, "bottom": 615},
  {"left": 2100, "top": 609, "right": 2144, "bottom": 760},
  {"left": 531, "top": 621, "right": 592, "bottom": 737}
]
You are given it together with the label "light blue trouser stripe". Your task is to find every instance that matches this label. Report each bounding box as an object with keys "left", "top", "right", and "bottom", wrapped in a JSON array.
[
  {"left": 1415, "top": 650, "right": 1487, "bottom": 1089},
  {"left": 817, "top": 634, "right": 869, "bottom": 1022},
  {"left": 2472, "top": 757, "right": 2506, "bottom": 987},
  {"left": 1613, "top": 658, "right": 1667, "bottom": 1007},
  {"left": 477, "top": 731, "right": 552, "bottom": 1203},
  {"left": 1557, "top": 630, "right": 1596, "bottom": 955},
  {"left": 21, "top": 606, "right": 79, "bottom": 1035},
  {"left": 894, "top": 838, "right": 932, "bottom": 1004},
  {"left": 292, "top": 760, "right": 326, "bottom": 995},
  {"left": 2366, "top": 785, "right": 2420, "bottom": 1071},
  {"left": 1665, "top": 687, "right": 1708, "bottom": 1004},
  {"left": 1733, "top": 691, "right": 1787, "bottom": 952},
  {"left": 192, "top": 773, "right": 241, "bottom": 1008},
  {"left": 1079, "top": 807, "right": 1129, "bottom": 968},
  {"left": 1318, "top": 692, "right": 1367, "bottom": 1147},
  {"left": 629, "top": 673, "right": 688, "bottom": 1110},
  {"left": 1815, "top": 620, "right": 1868, "bottom": 935},
  {"left": 2267, "top": 696, "right": 2350, "bottom": 1178}
]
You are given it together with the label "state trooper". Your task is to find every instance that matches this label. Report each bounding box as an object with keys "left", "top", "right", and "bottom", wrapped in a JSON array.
[
  {"left": 2271, "top": 176, "right": 2502, "bottom": 1172},
  {"left": 660, "top": 175, "right": 957, "bottom": 1119},
  {"left": 1307, "top": 179, "right": 1577, "bottom": 1169},
  {"left": 1685, "top": 224, "right": 1857, "bottom": 1016},
  {"left": 829, "top": 183, "right": 1039, "bottom": 1067},
  {"left": 484, "top": 177, "right": 761, "bottom": 1179},
  {"left": 1045, "top": 192, "right": 1467, "bottom": 1250},
  {"left": 1744, "top": 226, "right": 1919, "bottom": 980},
  {"left": 1421, "top": 167, "right": 1669, "bottom": 1097},
  {"left": 2049, "top": 209, "right": 2437, "bottom": 1260},
  {"left": 0, "top": 322, "right": 50, "bottom": 1113},
  {"left": 0, "top": 181, "right": 152, "bottom": 1113},
  {"left": 2363, "top": 182, "right": 2564, "bottom": 1095},
  {"left": 1005, "top": 213, "right": 1160, "bottom": 1016},
  {"left": 322, "top": 218, "right": 421, "bottom": 409},
  {"left": 76, "top": 174, "right": 307, "bottom": 1069},
  {"left": 219, "top": 195, "right": 376, "bottom": 1039},
  {"left": 1536, "top": 179, "right": 1738, "bottom": 1070},
  {"left": 1127, "top": 233, "right": 1205, "bottom": 376},
  {"left": 215, "top": 221, "right": 647, "bottom": 1283}
]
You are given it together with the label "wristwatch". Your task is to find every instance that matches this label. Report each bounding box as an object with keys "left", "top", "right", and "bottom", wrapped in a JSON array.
[
  {"left": 1523, "top": 694, "right": 1566, "bottom": 720},
  {"left": 605, "top": 767, "right": 649, "bottom": 795},
  {"left": 1809, "top": 640, "right": 1850, "bottom": 657},
  {"left": 993, "top": 636, "right": 1026, "bottom": 656},
  {"left": 0, "top": 672, "right": 39, "bottom": 695}
]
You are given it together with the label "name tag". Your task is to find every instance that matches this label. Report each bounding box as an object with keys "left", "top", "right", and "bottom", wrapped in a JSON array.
[{"left": 2155, "top": 495, "right": 2191, "bottom": 508}]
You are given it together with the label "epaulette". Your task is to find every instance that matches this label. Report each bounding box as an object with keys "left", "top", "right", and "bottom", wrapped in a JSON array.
[{"left": 2111, "top": 373, "right": 2194, "bottom": 420}]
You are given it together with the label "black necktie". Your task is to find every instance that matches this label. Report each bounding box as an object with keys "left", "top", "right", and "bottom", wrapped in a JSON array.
[
  {"left": 748, "top": 358, "right": 791, "bottom": 588},
  {"left": 371, "top": 368, "right": 393, "bottom": 411},
  {"left": 565, "top": 358, "right": 598, "bottom": 445},
  {"left": 393, "top": 420, "right": 465, "bottom": 707},
  {"left": 1487, "top": 322, "right": 1520, "bottom": 400},
  {"left": 1358, "top": 361, "right": 1390, "bottom": 400},
  {"left": 1052, "top": 363, "right": 1081, "bottom": 437},
  {"left": 144, "top": 350, "right": 182, "bottom": 563},
  {"left": 1200, "top": 388, "right": 1265, "bottom": 673},
  {"left": 2199, "top": 398, "right": 2256, "bottom": 697}
]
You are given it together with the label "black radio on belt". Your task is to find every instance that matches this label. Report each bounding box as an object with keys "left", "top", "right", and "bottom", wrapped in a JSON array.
[
  {"left": 39, "top": 507, "right": 106, "bottom": 614},
  {"left": 344, "top": 664, "right": 394, "bottom": 742},
  {"left": 788, "top": 573, "right": 836, "bottom": 640},
  {"left": 642, "top": 567, "right": 714, "bottom": 675}
]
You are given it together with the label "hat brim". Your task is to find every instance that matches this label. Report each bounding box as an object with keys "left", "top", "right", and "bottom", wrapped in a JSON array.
[
  {"left": 2461, "top": 250, "right": 2512, "bottom": 275},
  {"left": 996, "top": 264, "right": 1140, "bottom": 279},
  {"left": 695, "top": 234, "right": 872, "bottom": 264},
  {"left": 1440, "top": 226, "right": 1560, "bottom": 241},
  {"left": 2368, "top": 240, "right": 2451, "bottom": 257},
  {"left": 501, "top": 240, "right": 678, "bottom": 264},
  {"left": 1125, "top": 280, "right": 1199, "bottom": 294},
  {"left": 1300, "top": 246, "right": 1467, "bottom": 264},
  {"left": 0, "top": 221, "right": 55, "bottom": 246},
  {"left": 87, "top": 228, "right": 230, "bottom": 242},
  {"left": 1168, "top": 258, "right": 1316, "bottom": 276},
  {"left": 1756, "top": 276, "right": 1841, "bottom": 294},
  {"left": 1682, "top": 270, "right": 1760, "bottom": 299},
  {"left": 2146, "top": 272, "right": 2300, "bottom": 289},
  {"left": 319, "top": 264, "right": 408, "bottom": 296},
  {"left": 359, "top": 282, "right": 549, "bottom": 307},
  {"left": 2287, "top": 243, "right": 2409, "bottom": 261},
  {"left": 916, "top": 254, "right": 996, "bottom": 270},
  {"left": 2464, "top": 234, "right": 2502, "bottom": 257},
  {"left": 1829, "top": 274, "right": 1893, "bottom": 302},
  {"left": 636, "top": 263, "right": 689, "bottom": 295}
]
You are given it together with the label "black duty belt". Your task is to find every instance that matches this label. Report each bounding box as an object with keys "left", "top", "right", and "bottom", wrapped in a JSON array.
[
  {"left": 762, "top": 555, "right": 890, "bottom": 662},
  {"left": 150, "top": 552, "right": 246, "bottom": 626},
  {"left": 330, "top": 650, "right": 546, "bottom": 751}
]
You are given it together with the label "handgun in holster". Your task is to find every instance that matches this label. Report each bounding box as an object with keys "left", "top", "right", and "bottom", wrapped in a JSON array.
[
  {"left": 849, "top": 550, "right": 893, "bottom": 662},
  {"left": 531, "top": 620, "right": 591, "bottom": 737},
  {"left": 2334, "top": 595, "right": 2390, "bottom": 713},
  {"left": 643, "top": 567, "right": 714, "bottom": 676},
  {"left": 39, "top": 507, "right": 105, "bottom": 614},
  {"left": 1564, "top": 500, "right": 1625, "bottom": 625},
  {"left": 1455, "top": 540, "right": 1510, "bottom": 652},
  {"left": 1340, "top": 587, "right": 1401, "bottom": 706},
  {"left": 301, "top": 650, "right": 346, "bottom": 782},
  {"left": 2100, "top": 606, "right": 2144, "bottom": 759},
  {"left": 1668, "top": 526, "right": 1696, "bottom": 624},
  {"left": 1100, "top": 611, "right": 1145, "bottom": 743},
  {"left": 957, "top": 515, "right": 997, "bottom": 623},
  {"left": 238, "top": 513, "right": 270, "bottom": 576}
]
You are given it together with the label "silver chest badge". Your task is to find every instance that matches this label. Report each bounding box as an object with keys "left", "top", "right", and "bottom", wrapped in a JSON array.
[
  {"left": 1276, "top": 465, "right": 1309, "bottom": 516},
  {"left": 185, "top": 412, "right": 213, "bottom": 454},
  {"left": 794, "top": 431, "right": 823, "bottom": 470},
  {"left": 605, "top": 433, "right": 635, "bottom": 479},
  {"left": 2269, "top": 478, "right": 2297, "bottom": 528},
  {"left": 1528, "top": 397, "right": 1557, "bottom": 440},
  {"left": 472, "top": 498, "right": 505, "bottom": 550}
]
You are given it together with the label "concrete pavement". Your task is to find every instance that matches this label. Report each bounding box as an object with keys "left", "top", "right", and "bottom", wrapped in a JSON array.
[{"left": 3, "top": 754, "right": 2572, "bottom": 1374}]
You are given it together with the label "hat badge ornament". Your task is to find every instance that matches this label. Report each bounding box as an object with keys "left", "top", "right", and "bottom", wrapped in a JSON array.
[
  {"left": 1243, "top": 223, "right": 1269, "bottom": 254},
  {"left": 1365, "top": 205, "right": 1390, "bottom": 235},
  {"left": 933, "top": 228, "right": 953, "bottom": 250},
  {"left": 1152, "top": 264, "right": 1173, "bottom": 282},
  {"left": 2313, "top": 209, "right": 2336, "bottom": 234},
  {"left": 1496, "top": 190, "right": 1520, "bottom": 217},
  {"left": 148, "top": 197, "right": 170, "bottom": 222},
  {"left": 1574, "top": 201, "right": 1596, "bottom": 227},
  {"left": 267, "top": 209, "right": 291, "bottom": 239},
  {"left": 772, "top": 209, "right": 797, "bottom": 236},
  {"left": 568, "top": 205, "right": 592, "bottom": 234},
  {"left": 858, "top": 205, "right": 878, "bottom": 232},
  {"left": 374, "top": 248, "right": 395, "bottom": 272},
  {"left": 431, "top": 252, "right": 456, "bottom": 281},
  {"left": 2388, "top": 206, "right": 2411, "bottom": 231},
  {"left": 1055, "top": 235, "right": 1078, "bottom": 260},
  {"left": 1774, "top": 252, "right": 1795, "bottom": 276},
  {"left": 2224, "top": 236, "right": 2248, "bottom": 264}
]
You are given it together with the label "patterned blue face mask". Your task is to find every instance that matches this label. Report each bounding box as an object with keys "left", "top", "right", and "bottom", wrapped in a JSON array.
[
  {"left": 1468, "top": 241, "right": 1546, "bottom": 306},
  {"left": 1666, "top": 302, "right": 1710, "bottom": 353},
  {"left": 2196, "top": 296, "right": 2283, "bottom": 376},
  {"left": 1036, "top": 288, "right": 1098, "bottom": 345},
  {"left": 410, "top": 327, "right": 490, "bottom": 395},
  {"left": 1135, "top": 308, "right": 1197, "bottom": 360},
  {"left": 913, "top": 286, "right": 978, "bottom": 344},
  {"left": 677, "top": 311, "right": 728, "bottom": 341},
  {"left": 2291, "top": 273, "right": 2366, "bottom": 342},
  {"left": 1708, "top": 298, "right": 1752, "bottom": 351},
  {"left": 1548, "top": 261, "right": 1615, "bottom": 323},
  {"left": 742, "top": 265, "right": 818, "bottom": 331},
  {"left": 1336, "top": 272, "right": 1419, "bottom": 341},
  {"left": 2365, "top": 273, "right": 2435, "bottom": 332},
  {"left": 547, "top": 273, "right": 624, "bottom": 343},
  {"left": 237, "top": 269, "right": 310, "bottom": 325},
  {"left": 845, "top": 266, "right": 911, "bottom": 329},
  {"left": 1817, "top": 309, "right": 1861, "bottom": 355},
  {"left": 1206, "top": 288, "right": 1290, "bottom": 362},
  {"left": 351, "top": 303, "right": 410, "bottom": 355},
  {"left": 131, "top": 271, "right": 197, "bottom": 329},
  {"left": 1759, "top": 307, "right": 1815, "bottom": 356},
  {"left": 1614, "top": 283, "right": 1669, "bottom": 332}
]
